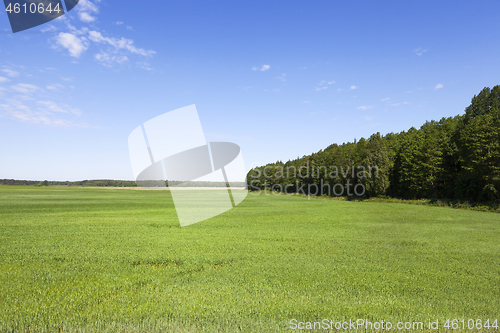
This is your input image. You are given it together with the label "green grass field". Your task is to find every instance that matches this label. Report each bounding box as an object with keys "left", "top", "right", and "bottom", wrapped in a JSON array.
[{"left": 0, "top": 186, "right": 499, "bottom": 332}]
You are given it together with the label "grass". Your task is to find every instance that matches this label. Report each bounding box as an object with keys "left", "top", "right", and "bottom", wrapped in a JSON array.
[{"left": 0, "top": 185, "right": 499, "bottom": 332}]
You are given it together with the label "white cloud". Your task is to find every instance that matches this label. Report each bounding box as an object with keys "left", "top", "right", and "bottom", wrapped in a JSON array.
[
  {"left": 126, "top": 26, "right": 133, "bottom": 31},
  {"left": 11, "top": 83, "right": 39, "bottom": 94},
  {"left": 252, "top": 64, "right": 270, "bottom": 72},
  {"left": 55, "top": 32, "right": 89, "bottom": 57},
  {"left": 0, "top": 68, "right": 86, "bottom": 126},
  {"left": 46, "top": 83, "right": 64, "bottom": 90},
  {"left": 88, "top": 31, "right": 155, "bottom": 56},
  {"left": 41, "top": 24, "right": 58, "bottom": 33},
  {"left": 350, "top": 85, "right": 358, "bottom": 90},
  {"left": 435, "top": 83, "right": 444, "bottom": 90},
  {"left": 95, "top": 52, "right": 128, "bottom": 66},
  {"left": 315, "top": 80, "right": 335, "bottom": 90},
  {"left": 381, "top": 97, "right": 391, "bottom": 101},
  {"left": 50, "top": 2, "right": 154, "bottom": 69},
  {"left": 391, "top": 102, "right": 410, "bottom": 106},
  {"left": 77, "top": 0, "right": 99, "bottom": 23},
  {"left": 0, "top": 98, "right": 79, "bottom": 126},
  {"left": 413, "top": 47, "right": 428, "bottom": 56},
  {"left": 2, "top": 69, "right": 20, "bottom": 77},
  {"left": 54, "top": 30, "right": 155, "bottom": 64},
  {"left": 357, "top": 105, "right": 373, "bottom": 110},
  {"left": 37, "top": 100, "right": 81, "bottom": 115},
  {"left": 137, "top": 61, "right": 153, "bottom": 71},
  {"left": 276, "top": 74, "right": 286, "bottom": 82},
  {"left": 79, "top": 12, "right": 95, "bottom": 23},
  {"left": 0, "top": 76, "right": 9, "bottom": 83}
]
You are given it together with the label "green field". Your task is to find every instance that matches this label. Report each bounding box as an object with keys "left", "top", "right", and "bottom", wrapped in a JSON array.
[{"left": 0, "top": 186, "right": 499, "bottom": 332}]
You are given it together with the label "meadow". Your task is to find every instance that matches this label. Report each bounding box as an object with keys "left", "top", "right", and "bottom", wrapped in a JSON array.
[{"left": 0, "top": 185, "right": 499, "bottom": 332}]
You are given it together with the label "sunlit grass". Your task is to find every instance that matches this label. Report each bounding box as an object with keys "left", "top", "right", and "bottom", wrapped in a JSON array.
[{"left": 0, "top": 186, "right": 499, "bottom": 332}]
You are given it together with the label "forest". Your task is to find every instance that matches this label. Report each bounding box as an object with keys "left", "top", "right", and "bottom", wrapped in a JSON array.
[{"left": 247, "top": 86, "right": 500, "bottom": 202}]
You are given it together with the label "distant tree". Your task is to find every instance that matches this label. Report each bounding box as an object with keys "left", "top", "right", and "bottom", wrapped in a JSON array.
[
  {"left": 459, "top": 101, "right": 500, "bottom": 200},
  {"left": 361, "top": 133, "right": 390, "bottom": 196}
]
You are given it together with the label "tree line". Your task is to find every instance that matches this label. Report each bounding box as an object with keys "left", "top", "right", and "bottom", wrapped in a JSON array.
[
  {"left": 0, "top": 179, "right": 247, "bottom": 188},
  {"left": 247, "top": 86, "right": 500, "bottom": 202},
  {"left": 0, "top": 179, "right": 138, "bottom": 187}
]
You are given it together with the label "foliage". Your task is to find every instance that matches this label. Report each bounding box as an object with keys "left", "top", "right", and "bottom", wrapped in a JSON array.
[{"left": 248, "top": 86, "right": 500, "bottom": 202}]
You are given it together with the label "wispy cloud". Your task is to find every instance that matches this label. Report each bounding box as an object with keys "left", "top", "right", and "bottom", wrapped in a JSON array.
[
  {"left": 434, "top": 83, "right": 444, "bottom": 90},
  {"left": 1, "top": 68, "right": 20, "bottom": 77},
  {"left": 315, "top": 80, "right": 335, "bottom": 91},
  {"left": 0, "top": 98, "right": 83, "bottom": 126},
  {"left": 413, "top": 47, "right": 428, "bottom": 56},
  {"left": 357, "top": 105, "right": 373, "bottom": 110},
  {"left": 0, "top": 76, "right": 9, "bottom": 83},
  {"left": 0, "top": 68, "right": 85, "bottom": 127},
  {"left": 319, "top": 80, "right": 335, "bottom": 86},
  {"left": 55, "top": 32, "right": 89, "bottom": 57},
  {"left": 276, "top": 73, "right": 286, "bottom": 82},
  {"left": 88, "top": 31, "right": 155, "bottom": 56},
  {"left": 11, "top": 83, "right": 40, "bottom": 94},
  {"left": 391, "top": 102, "right": 410, "bottom": 106},
  {"left": 53, "top": 30, "right": 155, "bottom": 65},
  {"left": 350, "top": 85, "right": 358, "bottom": 90},
  {"left": 95, "top": 52, "right": 128, "bottom": 66},
  {"left": 136, "top": 61, "right": 153, "bottom": 71},
  {"left": 50, "top": 1, "right": 155, "bottom": 69},
  {"left": 46, "top": 83, "right": 64, "bottom": 91},
  {"left": 37, "top": 100, "right": 81, "bottom": 115},
  {"left": 77, "top": 0, "right": 100, "bottom": 23},
  {"left": 381, "top": 97, "right": 391, "bottom": 102},
  {"left": 40, "top": 24, "right": 58, "bottom": 33},
  {"left": 252, "top": 64, "right": 270, "bottom": 72}
]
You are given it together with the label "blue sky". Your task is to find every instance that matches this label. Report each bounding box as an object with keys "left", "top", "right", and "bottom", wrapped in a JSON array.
[{"left": 1, "top": 0, "right": 499, "bottom": 180}]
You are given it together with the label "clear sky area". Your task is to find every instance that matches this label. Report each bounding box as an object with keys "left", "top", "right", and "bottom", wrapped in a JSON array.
[{"left": 1, "top": 0, "right": 499, "bottom": 180}]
